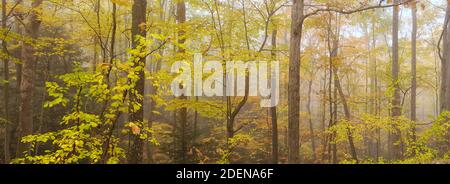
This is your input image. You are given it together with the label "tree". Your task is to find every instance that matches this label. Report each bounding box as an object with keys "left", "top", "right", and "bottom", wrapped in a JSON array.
[
  {"left": 17, "top": 0, "right": 44, "bottom": 158},
  {"left": 2, "top": 0, "right": 10, "bottom": 163},
  {"left": 390, "top": 0, "right": 402, "bottom": 160},
  {"left": 287, "top": 0, "right": 303, "bottom": 164},
  {"left": 286, "top": 0, "right": 412, "bottom": 164},
  {"left": 99, "top": 0, "right": 118, "bottom": 164},
  {"left": 128, "top": 0, "right": 147, "bottom": 164},
  {"left": 306, "top": 77, "right": 316, "bottom": 162},
  {"left": 410, "top": 0, "right": 417, "bottom": 138},
  {"left": 271, "top": 26, "right": 278, "bottom": 164},
  {"left": 176, "top": 0, "right": 188, "bottom": 164},
  {"left": 440, "top": 0, "right": 450, "bottom": 114},
  {"left": 0, "top": 0, "right": 446, "bottom": 165}
]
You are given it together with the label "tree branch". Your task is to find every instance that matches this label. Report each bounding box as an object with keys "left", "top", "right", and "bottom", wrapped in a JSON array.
[{"left": 304, "top": 0, "right": 413, "bottom": 19}]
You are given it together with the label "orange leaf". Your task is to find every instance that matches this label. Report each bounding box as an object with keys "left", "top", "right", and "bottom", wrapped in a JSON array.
[{"left": 129, "top": 123, "right": 141, "bottom": 135}]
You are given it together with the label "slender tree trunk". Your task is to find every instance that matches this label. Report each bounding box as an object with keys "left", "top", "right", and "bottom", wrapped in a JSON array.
[
  {"left": 144, "top": 0, "right": 167, "bottom": 164},
  {"left": 410, "top": 2, "right": 417, "bottom": 140},
  {"left": 307, "top": 80, "right": 316, "bottom": 161},
  {"left": 288, "top": 0, "right": 304, "bottom": 164},
  {"left": 320, "top": 71, "right": 328, "bottom": 162},
  {"left": 390, "top": 0, "right": 402, "bottom": 160},
  {"left": 176, "top": 0, "right": 188, "bottom": 164},
  {"left": 369, "top": 17, "right": 379, "bottom": 160},
  {"left": 271, "top": 28, "right": 278, "bottom": 164},
  {"left": 2, "top": 0, "right": 10, "bottom": 163},
  {"left": 226, "top": 0, "right": 254, "bottom": 141},
  {"left": 364, "top": 24, "right": 371, "bottom": 158},
  {"left": 11, "top": 0, "right": 23, "bottom": 159},
  {"left": 332, "top": 80, "right": 337, "bottom": 163},
  {"left": 109, "top": 3, "right": 117, "bottom": 67},
  {"left": 332, "top": 61, "right": 359, "bottom": 163},
  {"left": 193, "top": 96, "right": 198, "bottom": 143},
  {"left": 16, "top": 0, "right": 44, "bottom": 158},
  {"left": 99, "top": 1, "right": 118, "bottom": 164},
  {"left": 326, "top": 14, "right": 358, "bottom": 163},
  {"left": 325, "top": 14, "right": 336, "bottom": 164},
  {"left": 35, "top": 59, "right": 50, "bottom": 154},
  {"left": 128, "top": 0, "right": 147, "bottom": 164},
  {"left": 372, "top": 20, "right": 382, "bottom": 161}
]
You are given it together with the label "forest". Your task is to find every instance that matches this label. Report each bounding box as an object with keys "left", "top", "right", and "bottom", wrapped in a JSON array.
[{"left": 0, "top": 0, "right": 450, "bottom": 164}]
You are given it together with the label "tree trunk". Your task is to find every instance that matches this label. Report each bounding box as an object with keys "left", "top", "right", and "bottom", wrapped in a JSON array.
[
  {"left": 176, "top": 0, "right": 188, "bottom": 164},
  {"left": 2, "top": 0, "right": 10, "bottom": 163},
  {"left": 327, "top": 15, "right": 358, "bottom": 163},
  {"left": 326, "top": 14, "right": 337, "bottom": 164},
  {"left": 11, "top": 0, "right": 23, "bottom": 159},
  {"left": 307, "top": 80, "right": 316, "bottom": 162},
  {"left": 143, "top": 0, "right": 167, "bottom": 164},
  {"left": 320, "top": 71, "right": 327, "bottom": 162},
  {"left": 288, "top": 0, "right": 304, "bottom": 164},
  {"left": 441, "top": 1, "right": 450, "bottom": 113},
  {"left": 369, "top": 17, "right": 379, "bottom": 160},
  {"left": 16, "top": 0, "right": 44, "bottom": 158},
  {"left": 332, "top": 79, "right": 337, "bottom": 163},
  {"left": 128, "top": 0, "right": 147, "bottom": 164},
  {"left": 271, "top": 27, "right": 278, "bottom": 164},
  {"left": 390, "top": 0, "right": 402, "bottom": 160},
  {"left": 440, "top": 0, "right": 450, "bottom": 151},
  {"left": 410, "top": 2, "right": 417, "bottom": 140},
  {"left": 99, "top": 0, "right": 118, "bottom": 164},
  {"left": 332, "top": 60, "right": 359, "bottom": 163}
]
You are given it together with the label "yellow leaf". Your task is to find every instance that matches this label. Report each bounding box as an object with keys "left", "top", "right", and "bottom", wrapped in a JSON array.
[
  {"left": 111, "top": 0, "right": 132, "bottom": 7},
  {"left": 129, "top": 122, "right": 141, "bottom": 135}
]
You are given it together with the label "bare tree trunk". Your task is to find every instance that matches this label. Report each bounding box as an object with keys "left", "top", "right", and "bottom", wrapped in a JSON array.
[
  {"left": 325, "top": 14, "right": 336, "bottom": 164},
  {"left": 369, "top": 17, "right": 379, "bottom": 160},
  {"left": 288, "top": 0, "right": 304, "bottom": 164},
  {"left": 364, "top": 23, "right": 371, "bottom": 158},
  {"left": 11, "top": 0, "right": 23, "bottom": 159},
  {"left": 109, "top": 3, "right": 117, "bottom": 69},
  {"left": 320, "top": 71, "right": 328, "bottom": 162},
  {"left": 16, "top": 0, "right": 44, "bottom": 158},
  {"left": 307, "top": 80, "right": 317, "bottom": 161},
  {"left": 128, "top": 0, "right": 147, "bottom": 164},
  {"left": 440, "top": 0, "right": 450, "bottom": 150},
  {"left": 441, "top": 1, "right": 450, "bottom": 113},
  {"left": 35, "top": 59, "right": 50, "bottom": 154},
  {"left": 176, "top": 0, "right": 188, "bottom": 164},
  {"left": 2, "top": 0, "right": 10, "bottom": 163},
  {"left": 410, "top": 2, "right": 417, "bottom": 140},
  {"left": 271, "top": 28, "right": 278, "bottom": 164},
  {"left": 332, "top": 80, "right": 337, "bottom": 163},
  {"left": 390, "top": 0, "right": 402, "bottom": 160},
  {"left": 372, "top": 19, "right": 382, "bottom": 161}
]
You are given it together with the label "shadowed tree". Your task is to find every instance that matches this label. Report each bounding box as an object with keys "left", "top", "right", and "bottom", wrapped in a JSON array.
[
  {"left": 16, "top": 0, "right": 44, "bottom": 158},
  {"left": 128, "top": 0, "right": 147, "bottom": 164}
]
